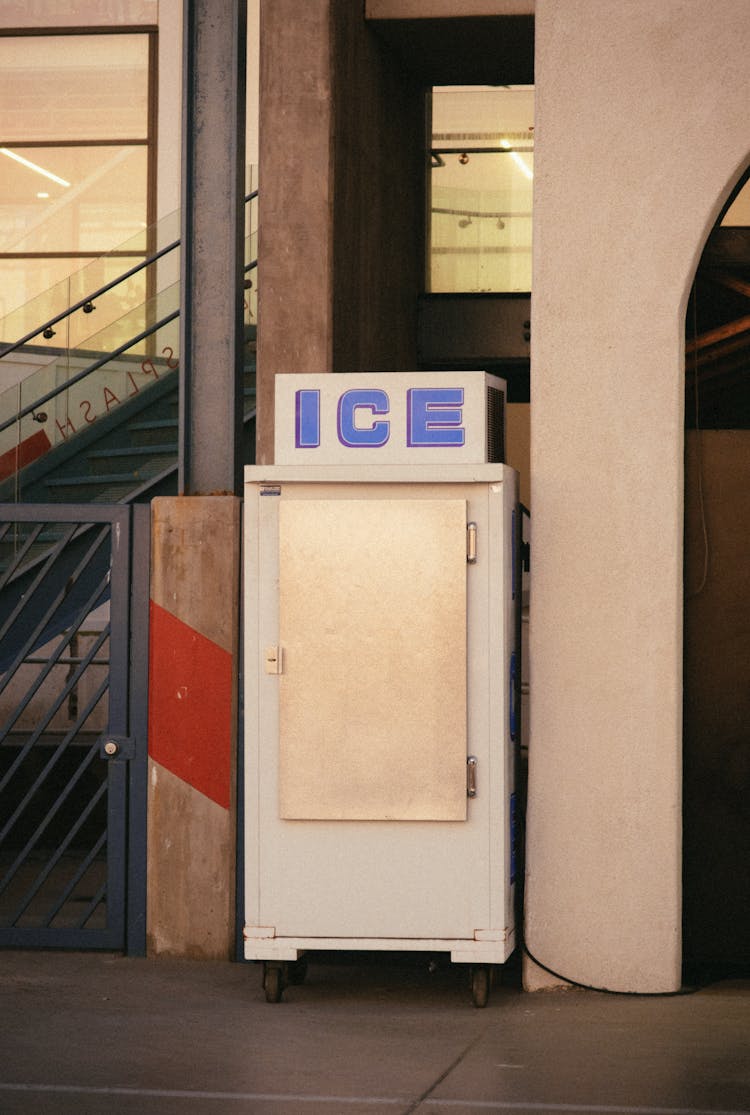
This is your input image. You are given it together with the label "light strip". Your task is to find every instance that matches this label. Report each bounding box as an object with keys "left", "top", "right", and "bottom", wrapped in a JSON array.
[
  {"left": 510, "top": 150, "right": 533, "bottom": 180},
  {"left": 0, "top": 147, "right": 71, "bottom": 187},
  {"left": 501, "top": 139, "right": 533, "bottom": 181}
]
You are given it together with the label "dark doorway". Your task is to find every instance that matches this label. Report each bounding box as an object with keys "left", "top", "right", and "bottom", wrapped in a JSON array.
[{"left": 683, "top": 169, "right": 750, "bottom": 979}]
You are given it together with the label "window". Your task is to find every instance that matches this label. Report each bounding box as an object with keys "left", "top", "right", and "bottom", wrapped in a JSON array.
[
  {"left": 429, "top": 86, "right": 534, "bottom": 294},
  {"left": 0, "top": 30, "right": 155, "bottom": 340}
]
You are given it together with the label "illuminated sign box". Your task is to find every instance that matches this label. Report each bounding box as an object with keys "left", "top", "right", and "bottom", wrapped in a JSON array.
[{"left": 274, "top": 371, "right": 506, "bottom": 466}]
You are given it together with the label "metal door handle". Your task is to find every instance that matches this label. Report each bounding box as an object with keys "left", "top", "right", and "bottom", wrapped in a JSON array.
[{"left": 467, "top": 755, "right": 478, "bottom": 797}]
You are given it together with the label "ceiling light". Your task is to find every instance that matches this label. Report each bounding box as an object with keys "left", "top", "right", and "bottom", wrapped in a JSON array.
[
  {"left": 36, "top": 191, "right": 50, "bottom": 199},
  {"left": 0, "top": 147, "right": 70, "bottom": 188}
]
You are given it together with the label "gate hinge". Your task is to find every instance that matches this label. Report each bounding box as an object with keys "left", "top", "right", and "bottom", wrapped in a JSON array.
[{"left": 100, "top": 735, "right": 135, "bottom": 761}]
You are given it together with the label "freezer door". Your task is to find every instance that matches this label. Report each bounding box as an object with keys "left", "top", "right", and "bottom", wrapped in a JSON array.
[{"left": 278, "top": 498, "right": 468, "bottom": 821}]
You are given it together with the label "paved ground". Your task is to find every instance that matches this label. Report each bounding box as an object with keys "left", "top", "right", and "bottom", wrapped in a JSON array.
[{"left": 1, "top": 950, "right": 749, "bottom": 1114}]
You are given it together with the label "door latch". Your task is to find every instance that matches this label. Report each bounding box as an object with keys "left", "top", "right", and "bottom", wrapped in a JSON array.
[{"left": 100, "top": 736, "right": 135, "bottom": 760}]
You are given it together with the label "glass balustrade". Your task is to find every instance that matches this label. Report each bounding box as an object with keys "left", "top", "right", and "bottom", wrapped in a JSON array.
[{"left": 0, "top": 168, "right": 258, "bottom": 500}]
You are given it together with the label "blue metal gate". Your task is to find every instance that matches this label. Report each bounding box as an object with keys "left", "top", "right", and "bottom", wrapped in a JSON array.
[{"left": 0, "top": 504, "right": 148, "bottom": 952}]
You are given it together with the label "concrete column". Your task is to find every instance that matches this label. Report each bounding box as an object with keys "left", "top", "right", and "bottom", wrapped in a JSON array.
[
  {"left": 256, "top": 0, "right": 334, "bottom": 464},
  {"left": 525, "top": 0, "right": 750, "bottom": 992},
  {"left": 256, "top": 0, "right": 425, "bottom": 463},
  {"left": 147, "top": 497, "right": 240, "bottom": 958}
]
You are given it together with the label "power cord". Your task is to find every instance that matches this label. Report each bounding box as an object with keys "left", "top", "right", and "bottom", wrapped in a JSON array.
[{"left": 522, "top": 942, "right": 699, "bottom": 997}]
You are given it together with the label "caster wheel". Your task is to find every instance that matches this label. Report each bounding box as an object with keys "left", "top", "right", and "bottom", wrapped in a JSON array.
[
  {"left": 288, "top": 957, "right": 308, "bottom": 986},
  {"left": 263, "top": 964, "right": 284, "bottom": 1003},
  {"left": 471, "top": 965, "right": 491, "bottom": 1008}
]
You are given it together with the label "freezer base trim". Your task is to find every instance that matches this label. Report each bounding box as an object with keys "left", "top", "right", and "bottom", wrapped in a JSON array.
[{"left": 243, "top": 932, "right": 515, "bottom": 965}]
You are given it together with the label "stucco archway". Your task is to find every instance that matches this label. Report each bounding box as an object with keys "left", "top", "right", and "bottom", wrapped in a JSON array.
[{"left": 525, "top": 0, "right": 750, "bottom": 993}]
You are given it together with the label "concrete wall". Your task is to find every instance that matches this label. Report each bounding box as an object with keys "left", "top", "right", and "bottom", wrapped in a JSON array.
[
  {"left": 330, "top": 0, "right": 425, "bottom": 374},
  {"left": 256, "top": 0, "right": 426, "bottom": 462},
  {"left": 525, "top": 0, "right": 750, "bottom": 992}
]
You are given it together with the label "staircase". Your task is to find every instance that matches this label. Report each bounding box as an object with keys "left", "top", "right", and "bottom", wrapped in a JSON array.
[
  {"left": 0, "top": 339, "right": 257, "bottom": 506},
  {"left": 0, "top": 190, "right": 257, "bottom": 508},
  {"left": 0, "top": 192, "right": 257, "bottom": 656}
]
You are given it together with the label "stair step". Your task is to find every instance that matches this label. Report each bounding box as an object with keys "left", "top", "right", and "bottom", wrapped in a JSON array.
[
  {"left": 88, "top": 444, "right": 176, "bottom": 460},
  {"left": 47, "top": 469, "right": 161, "bottom": 489},
  {"left": 127, "top": 417, "right": 179, "bottom": 447},
  {"left": 128, "top": 418, "right": 178, "bottom": 432},
  {"left": 85, "top": 444, "right": 176, "bottom": 476}
]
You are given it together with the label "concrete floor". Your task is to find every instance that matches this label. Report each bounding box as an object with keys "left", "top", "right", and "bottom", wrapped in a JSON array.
[{"left": 0, "top": 950, "right": 748, "bottom": 1115}]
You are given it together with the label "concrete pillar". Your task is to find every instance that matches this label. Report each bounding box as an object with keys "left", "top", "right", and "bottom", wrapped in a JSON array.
[
  {"left": 256, "top": 0, "right": 425, "bottom": 463},
  {"left": 147, "top": 497, "right": 240, "bottom": 958},
  {"left": 525, "top": 0, "right": 750, "bottom": 992},
  {"left": 256, "top": 0, "right": 334, "bottom": 463}
]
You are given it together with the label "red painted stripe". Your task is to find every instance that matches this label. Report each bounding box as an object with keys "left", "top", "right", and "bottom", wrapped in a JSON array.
[
  {"left": 148, "top": 600, "right": 233, "bottom": 810},
  {"left": 0, "top": 428, "right": 52, "bottom": 481}
]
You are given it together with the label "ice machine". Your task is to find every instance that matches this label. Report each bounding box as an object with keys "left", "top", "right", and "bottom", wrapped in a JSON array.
[{"left": 243, "top": 372, "right": 520, "bottom": 1006}]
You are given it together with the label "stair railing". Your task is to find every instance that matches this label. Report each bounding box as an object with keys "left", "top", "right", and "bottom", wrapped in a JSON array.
[
  {"left": 0, "top": 311, "right": 181, "bottom": 437},
  {"left": 0, "top": 189, "right": 258, "bottom": 487},
  {"left": 0, "top": 189, "right": 258, "bottom": 365},
  {"left": 0, "top": 241, "right": 181, "bottom": 364}
]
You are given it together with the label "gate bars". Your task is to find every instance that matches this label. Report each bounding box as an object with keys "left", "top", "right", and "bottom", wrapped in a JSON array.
[{"left": 0, "top": 504, "right": 148, "bottom": 952}]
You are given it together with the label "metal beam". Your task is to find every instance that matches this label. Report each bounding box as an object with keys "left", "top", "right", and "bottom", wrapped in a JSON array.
[{"left": 179, "top": 0, "right": 247, "bottom": 494}]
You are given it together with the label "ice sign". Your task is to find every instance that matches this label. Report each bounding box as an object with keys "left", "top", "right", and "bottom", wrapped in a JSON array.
[{"left": 274, "top": 372, "right": 507, "bottom": 466}]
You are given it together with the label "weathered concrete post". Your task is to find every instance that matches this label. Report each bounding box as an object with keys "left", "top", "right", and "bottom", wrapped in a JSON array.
[
  {"left": 147, "top": 0, "right": 246, "bottom": 958},
  {"left": 147, "top": 497, "right": 240, "bottom": 958}
]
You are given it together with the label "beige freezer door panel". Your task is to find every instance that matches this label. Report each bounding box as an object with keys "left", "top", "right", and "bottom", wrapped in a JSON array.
[{"left": 278, "top": 498, "right": 468, "bottom": 821}]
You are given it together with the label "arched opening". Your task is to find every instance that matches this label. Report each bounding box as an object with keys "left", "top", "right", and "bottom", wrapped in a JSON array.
[{"left": 683, "top": 166, "right": 750, "bottom": 981}]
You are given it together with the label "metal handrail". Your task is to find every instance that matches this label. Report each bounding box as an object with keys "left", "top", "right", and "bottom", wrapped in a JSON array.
[
  {"left": 0, "top": 311, "right": 179, "bottom": 436},
  {"left": 0, "top": 255, "right": 257, "bottom": 436},
  {"left": 431, "top": 206, "right": 531, "bottom": 221},
  {"left": 0, "top": 242, "right": 178, "bottom": 361},
  {"left": 0, "top": 189, "right": 258, "bottom": 362},
  {"left": 0, "top": 187, "right": 258, "bottom": 442},
  {"left": 431, "top": 145, "right": 532, "bottom": 168}
]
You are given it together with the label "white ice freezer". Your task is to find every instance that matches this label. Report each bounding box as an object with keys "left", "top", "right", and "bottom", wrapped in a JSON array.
[{"left": 243, "top": 373, "right": 520, "bottom": 1005}]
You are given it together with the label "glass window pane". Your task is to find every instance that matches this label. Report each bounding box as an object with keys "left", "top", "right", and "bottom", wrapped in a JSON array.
[
  {"left": 0, "top": 146, "right": 148, "bottom": 257},
  {"left": 0, "top": 34, "right": 149, "bottom": 142},
  {"left": 430, "top": 86, "right": 534, "bottom": 294}
]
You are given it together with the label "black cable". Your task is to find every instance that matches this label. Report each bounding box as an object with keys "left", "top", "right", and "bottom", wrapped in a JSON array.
[{"left": 522, "top": 943, "right": 699, "bottom": 997}]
